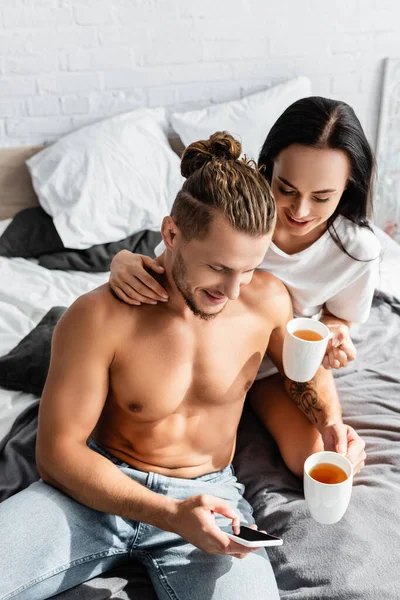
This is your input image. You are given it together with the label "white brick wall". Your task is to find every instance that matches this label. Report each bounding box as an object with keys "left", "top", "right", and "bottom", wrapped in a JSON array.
[{"left": 0, "top": 0, "right": 399, "bottom": 148}]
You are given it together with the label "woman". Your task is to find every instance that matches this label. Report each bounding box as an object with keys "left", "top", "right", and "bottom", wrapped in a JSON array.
[{"left": 109, "top": 97, "right": 377, "bottom": 476}]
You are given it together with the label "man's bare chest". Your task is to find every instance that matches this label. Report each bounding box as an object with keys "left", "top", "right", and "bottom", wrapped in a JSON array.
[{"left": 109, "top": 314, "right": 270, "bottom": 419}]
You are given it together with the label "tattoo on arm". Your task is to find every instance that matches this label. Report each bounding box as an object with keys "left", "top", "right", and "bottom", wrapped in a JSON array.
[{"left": 289, "top": 380, "right": 322, "bottom": 424}]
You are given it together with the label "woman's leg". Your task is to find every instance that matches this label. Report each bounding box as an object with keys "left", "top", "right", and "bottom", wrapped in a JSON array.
[{"left": 249, "top": 374, "right": 323, "bottom": 478}]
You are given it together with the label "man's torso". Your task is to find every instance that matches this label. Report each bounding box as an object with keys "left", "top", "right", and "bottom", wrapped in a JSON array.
[{"left": 92, "top": 273, "right": 281, "bottom": 478}]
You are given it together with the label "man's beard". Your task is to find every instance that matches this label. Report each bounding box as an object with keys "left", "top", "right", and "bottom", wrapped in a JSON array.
[{"left": 171, "top": 250, "right": 223, "bottom": 321}]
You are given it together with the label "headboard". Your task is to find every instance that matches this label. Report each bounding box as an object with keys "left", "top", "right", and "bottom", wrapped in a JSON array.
[
  {"left": 0, "top": 135, "right": 185, "bottom": 221},
  {"left": 0, "top": 147, "right": 41, "bottom": 220}
]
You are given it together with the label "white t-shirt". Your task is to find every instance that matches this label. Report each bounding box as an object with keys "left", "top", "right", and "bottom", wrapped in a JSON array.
[
  {"left": 256, "top": 216, "right": 381, "bottom": 378},
  {"left": 155, "top": 216, "right": 381, "bottom": 377},
  {"left": 259, "top": 215, "right": 381, "bottom": 323}
]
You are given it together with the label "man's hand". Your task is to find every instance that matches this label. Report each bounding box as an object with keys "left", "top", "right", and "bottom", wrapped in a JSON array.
[
  {"left": 322, "top": 323, "right": 356, "bottom": 370},
  {"left": 168, "top": 494, "right": 260, "bottom": 559},
  {"left": 321, "top": 423, "right": 366, "bottom": 474}
]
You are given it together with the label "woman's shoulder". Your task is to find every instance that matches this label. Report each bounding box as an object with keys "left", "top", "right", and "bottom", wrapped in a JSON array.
[{"left": 333, "top": 216, "right": 381, "bottom": 262}]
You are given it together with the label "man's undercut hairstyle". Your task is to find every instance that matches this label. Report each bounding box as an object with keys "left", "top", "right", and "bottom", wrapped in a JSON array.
[{"left": 170, "top": 131, "right": 275, "bottom": 241}]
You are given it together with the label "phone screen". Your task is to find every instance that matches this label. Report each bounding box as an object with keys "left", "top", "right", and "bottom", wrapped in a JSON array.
[{"left": 233, "top": 526, "right": 281, "bottom": 542}]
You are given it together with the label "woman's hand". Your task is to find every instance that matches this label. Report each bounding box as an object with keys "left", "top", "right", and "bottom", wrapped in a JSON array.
[
  {"left": 109, "top": 250, "right": 169, "bottom": 306},
  {"left": 322, "top": 322, "right": 357, "bottom": 370}
]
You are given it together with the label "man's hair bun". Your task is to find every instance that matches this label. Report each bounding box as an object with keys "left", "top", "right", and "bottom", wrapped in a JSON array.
[{"left": 180, "top": 131, "right": 242, "bottom": 178}]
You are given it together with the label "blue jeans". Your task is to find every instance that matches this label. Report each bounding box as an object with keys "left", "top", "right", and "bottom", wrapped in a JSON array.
[{"left": 0, "top": 440, "right": 279, "bottom": 600}]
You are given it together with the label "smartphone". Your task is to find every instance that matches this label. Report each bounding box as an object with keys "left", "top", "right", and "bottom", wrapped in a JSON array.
[{"left": 225, "top": 525, "right": 283, "bottom": 548}]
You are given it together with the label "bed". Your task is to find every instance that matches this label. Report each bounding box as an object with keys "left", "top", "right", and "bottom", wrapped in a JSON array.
[{"left": 1, "top": 145, "right": 400, "bottom": 600}]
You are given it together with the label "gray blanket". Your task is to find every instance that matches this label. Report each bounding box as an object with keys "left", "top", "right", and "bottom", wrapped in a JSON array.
[
  {"left": 236, "top": 292, "right": 400, "bottom": 599},
  {"left": 1, "top": 293, "right": 399, "bottom": 599}
]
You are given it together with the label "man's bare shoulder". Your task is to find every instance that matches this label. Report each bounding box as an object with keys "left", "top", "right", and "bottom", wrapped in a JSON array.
[
  {"left": 240, "top": 270, "right": 292, "bottom": 318},
  {"left": 56, "top": 284, "right": 135, "bottom": 341}
]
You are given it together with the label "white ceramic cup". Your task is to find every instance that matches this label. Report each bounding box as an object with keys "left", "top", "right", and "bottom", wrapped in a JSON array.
[
  {"left": 282, "top": 317, "right": 332, "bottom": 382},
  {"left": 303, "top": 451, "right": 353, "bottom": 525}
]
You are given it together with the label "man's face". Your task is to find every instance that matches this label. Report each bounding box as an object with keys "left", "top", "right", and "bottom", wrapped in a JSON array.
[{"left": 171, "top": 214, "right": 273, "bottom": 320}]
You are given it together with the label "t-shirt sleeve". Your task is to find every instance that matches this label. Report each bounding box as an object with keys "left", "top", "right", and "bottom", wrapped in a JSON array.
[{"left": 325, "top": 256, "right": 379, "bottom": 323}]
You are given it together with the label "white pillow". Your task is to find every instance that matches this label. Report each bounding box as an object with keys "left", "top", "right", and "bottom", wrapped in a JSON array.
[
  {"left": 27, "top": 108, "right": 184, "bottom": 250},
  {"left": 373, "top": 225, "right": 400, "bottom": 299},
  {"left": 171, "top": 77, "right": 312, "bottom": 161}
]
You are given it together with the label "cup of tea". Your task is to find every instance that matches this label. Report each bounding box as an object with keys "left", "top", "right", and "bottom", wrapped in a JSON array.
[
  {"left": 282, "top": 317, "right": 332, "bottom": 382},
  {"left": 304, "top": 451, "right": 353, "bottom": 525}
]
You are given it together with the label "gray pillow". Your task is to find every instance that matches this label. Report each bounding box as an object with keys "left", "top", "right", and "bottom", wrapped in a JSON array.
[
  {"left": 39, "top": 230, "right": 162, "bottom": 272},
  {"left": 0, "top": 207, "right": 161, "bottom": 274},
  {"left": 0, "top": 207, "right": 64, "bottom": 258},
  {"left": 0, "top": 306, "right": 66, "bottom": 396}
]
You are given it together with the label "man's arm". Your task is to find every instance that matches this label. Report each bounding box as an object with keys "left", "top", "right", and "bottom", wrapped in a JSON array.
[{"left": 36, "top": 290, "right": 176, "bottom": 529}]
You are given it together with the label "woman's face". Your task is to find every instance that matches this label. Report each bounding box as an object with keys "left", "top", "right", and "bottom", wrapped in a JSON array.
[{"left": 271, "top": 144, "right": 351, "bottom": 238}]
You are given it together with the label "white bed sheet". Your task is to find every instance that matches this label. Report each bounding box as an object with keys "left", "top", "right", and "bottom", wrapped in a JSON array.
[
  {"left": 373, "top": 225, "right": 400, "bottom": 299},
  {"left": 0, "top": 251, "right": 108, "bottom": 441}
]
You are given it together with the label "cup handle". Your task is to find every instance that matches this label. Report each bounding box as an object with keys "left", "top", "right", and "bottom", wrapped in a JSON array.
[{"left": 327, "top": 332, "right": 334, "bottom": 340}]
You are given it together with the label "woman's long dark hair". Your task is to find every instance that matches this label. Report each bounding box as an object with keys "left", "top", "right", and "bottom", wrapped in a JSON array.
[{"left": 258, "top": 96, "right": 376, "bottom": 259}]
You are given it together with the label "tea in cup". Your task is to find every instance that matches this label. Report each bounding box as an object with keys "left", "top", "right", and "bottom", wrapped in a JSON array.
[
  {"left": 283, "top": 317, "right": 333, "bottom": 382},
  {"left": 304, "top": 451, "right": 353, "bottom": 525}
]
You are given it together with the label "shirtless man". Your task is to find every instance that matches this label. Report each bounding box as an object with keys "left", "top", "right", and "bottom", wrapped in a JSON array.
[{"left": 0, "top": 133, "right": 364, "bottom": 600}]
